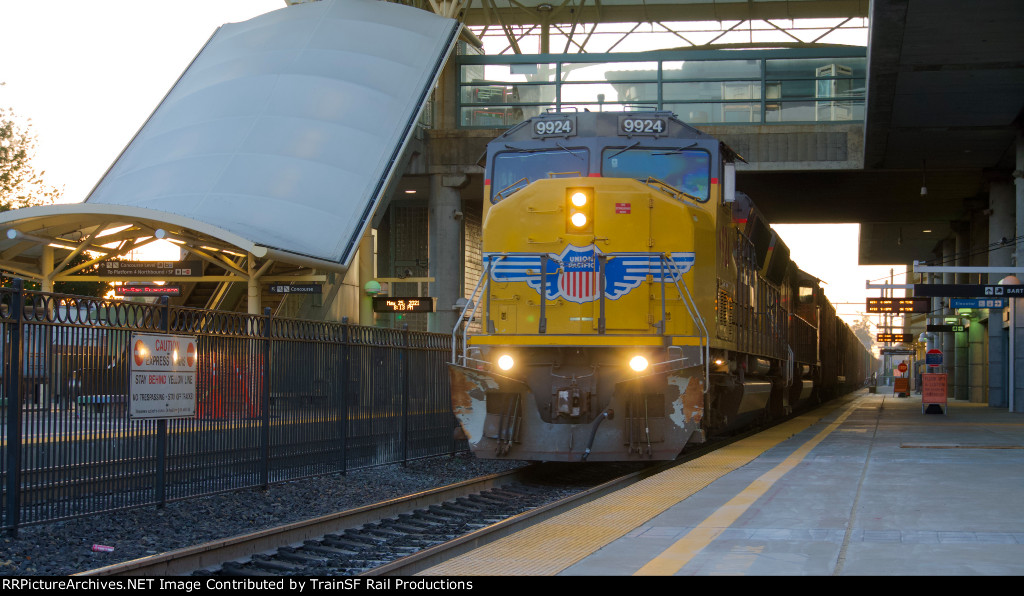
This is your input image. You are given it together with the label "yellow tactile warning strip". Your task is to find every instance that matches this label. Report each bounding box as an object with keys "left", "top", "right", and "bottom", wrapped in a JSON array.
[
  {"left": 420, "top": 393, "right": 866, "bottom": 576},
  {"left": 635, "top": 395, "right": 861, "bottom": 575}
]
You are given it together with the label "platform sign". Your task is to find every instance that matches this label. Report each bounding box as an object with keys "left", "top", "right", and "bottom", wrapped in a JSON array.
[
  {"left": 129, "top": 332, "right": 197, "bottom": 420},
  {"left": 950, "top": 298, "right": 1006, "bottom": 309},
  {"left": 913, "top": 284, "right": 1024, "bottom": 297},
  {"left": 927, "top": 324, "right": 966, "bottom": 333},
  {"left": 866, "top": 297, "right": 930, "bottom": 313},
  {"left": 268, "top": 283, "right": 322, "bottom": 294},
  {"left": 99, "top": 260, "right": 202, "bottom": 278},
  {"left": 921, "top": 373, "right": 948, "bottom": 413},
  {"left": 926, "top": 349, "right": 943, "bottom": 367},
  {"left": 897, "top": 362, "right": 908, "bottom": 374},
  {"left": 893, "top": 378, "right": 910, "bottom": 394}
]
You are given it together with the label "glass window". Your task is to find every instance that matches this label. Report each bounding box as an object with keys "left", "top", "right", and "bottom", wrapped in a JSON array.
[
  {"left": 562, "top": 62, "right": 659, "bottom": 82},
  {"left": 490, "top": 148, "right": 590, "bottom": 203},
  {"left": 765, "top": 58, "right": 866, "bottom": 79},
  {"left": 602, "top": 148, "right": 711, "bottom": 201},
  {"left": 460, "top": 63, "right": 558, "bottom": 84},
  {"left": 662, "top": 60, "right": 761, "bottom": 80}
]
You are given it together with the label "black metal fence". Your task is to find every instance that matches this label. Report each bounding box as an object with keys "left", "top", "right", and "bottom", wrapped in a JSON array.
[{"left": 0, "top": 281, "right": 460, "bottom": 531}]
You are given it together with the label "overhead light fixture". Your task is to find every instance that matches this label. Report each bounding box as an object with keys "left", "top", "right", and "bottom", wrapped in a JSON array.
[
  {"left": 537, "top": 3, "right": 553, "bottom": 10},
  {"left": 404, "top": 190, "right": 416, "bottom": 194},
  {"left": 920, "top": 159, "right": 928, "bottom": 196}
]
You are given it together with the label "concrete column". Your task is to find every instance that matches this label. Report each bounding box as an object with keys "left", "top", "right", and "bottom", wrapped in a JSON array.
[
  {"left": 1013, "top": 133, "right": 1024, "bottom": 412},
  {"left": 428, "top": 174, "right": 466, "bottom": 334},
  {"left": 968, "top": 317, "right": 985, "bottom": 402},
  {"left": 247, "top": 254, "right": 260, "bottom": 316},
  {"left": 988, "top": 183, "right": 1014, "bottom": 407},
  {"left": 942, "top": 238, "right": 955, "bottom": 396},
  {"left": 953, "top": 223, "right": 968, "bottom": 400},
  {"left": 358, "top": 231, "right": 375, "bottom": 326},
  {"left": 40, "top": 246, "right": 54, "bottom": 294}
]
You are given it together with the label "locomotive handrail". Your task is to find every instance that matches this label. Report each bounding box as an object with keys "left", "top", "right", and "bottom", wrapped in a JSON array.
[
  {"left": 452, "top": 255, "right": 499, "bottom": 365},
  {"left": 662, "top": 254, "right": 710, "bottom": 393}
]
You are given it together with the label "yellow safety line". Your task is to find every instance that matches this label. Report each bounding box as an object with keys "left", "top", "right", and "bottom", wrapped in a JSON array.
[
  {"left": 420, "top": 392, "right": 866, "bottom": 576},
  {"left": 635, "top": 396, "right": 862, "bottom": 575}
]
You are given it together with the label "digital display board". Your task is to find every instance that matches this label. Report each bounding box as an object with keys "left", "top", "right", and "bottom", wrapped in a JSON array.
[
  {"left": 876, "top": 333, "right": 913, "bottom": 343},
  {"left": 372, "top": 297, "right": 434, "bottom": 313},
  {"left": 865, "top": 297, "right": 930, "bottom": 313}
]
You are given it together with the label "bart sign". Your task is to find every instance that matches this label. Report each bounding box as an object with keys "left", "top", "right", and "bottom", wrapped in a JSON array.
[{"left": 129, "top": 332, "right": 198, "bottom": 420}]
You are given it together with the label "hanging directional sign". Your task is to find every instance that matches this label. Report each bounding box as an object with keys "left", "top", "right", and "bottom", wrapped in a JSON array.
[
  {"left": 950, "top": 298, "right": 1006, "bottom": 309},
  {"left": 99, "top": 260, "right": 202, "bottom": 277},
  {"left": 269, "top": 283, "right": 322, "bottom": 294},
  {"left": 926, "top": 324, "right": 966, "bottom": 333},
  {"left": 913, "top": 284, "right": 1024, "bottom": 297}
]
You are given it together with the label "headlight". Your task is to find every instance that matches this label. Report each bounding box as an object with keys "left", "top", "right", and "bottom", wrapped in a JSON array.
[
  {"left": 566, "top": 187, "right": 593, "bottom": 233},
  {"left": 497, "top": 354, "right": 515, "bottom": 371},
  {"left": 629, "top": 355, "right": 649, "bottom": 372}
]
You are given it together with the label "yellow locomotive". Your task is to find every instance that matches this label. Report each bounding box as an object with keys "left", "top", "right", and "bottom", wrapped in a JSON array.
[{"left": 450, "top": 111, "right": 866, "bottom": 462}]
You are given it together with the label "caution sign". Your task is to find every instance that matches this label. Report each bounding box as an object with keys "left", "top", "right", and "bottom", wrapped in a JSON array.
[
  {"left": 921, "top": 373, "right": 948, "bottom": 414},
  {"left": 129, "top": 332, "right": 198, "bottom": 420}
]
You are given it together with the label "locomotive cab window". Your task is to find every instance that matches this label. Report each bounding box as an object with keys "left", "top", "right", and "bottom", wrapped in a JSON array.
[
  {"left": 601, "top": 147, "right": 711, "bottom": 202},
  {"left": 490, "top": 148, "right": 589, "bottom": 203}
]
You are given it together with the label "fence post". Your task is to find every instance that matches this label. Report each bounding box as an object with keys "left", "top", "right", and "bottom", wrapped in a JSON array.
[
  {"left": 340, "top": 317, "right": 349, "bottom": 476},
  {"left": 156, "top": 296, "right": 169, "bottom": 508},
  {"left": 401, "top": 323, "right": 409, "bottom": 467},
  {"left": 4, "top": 279, "right": 24, "bottom": 534},
  {"left": 261, "top": 307, "right": 271, "bottom": 489}
]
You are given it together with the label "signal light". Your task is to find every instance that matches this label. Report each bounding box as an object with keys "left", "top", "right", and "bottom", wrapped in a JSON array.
[{"left": 566, "top": 187, "right": 594, "bottom": 233}]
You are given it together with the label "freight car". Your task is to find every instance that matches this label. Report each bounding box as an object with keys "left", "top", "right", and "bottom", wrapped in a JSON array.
[{"left": 450, "top": 110, "right": 871, "bottom": 462}]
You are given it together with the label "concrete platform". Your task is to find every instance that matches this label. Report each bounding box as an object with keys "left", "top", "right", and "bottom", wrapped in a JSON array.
[{"left": 421, "top": 389, "right": 1024, "bottom": 575}]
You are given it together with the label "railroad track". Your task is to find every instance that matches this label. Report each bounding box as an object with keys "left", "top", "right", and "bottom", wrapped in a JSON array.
[{"left": 75, "top": 461, "right": 664, "bottom": 577}]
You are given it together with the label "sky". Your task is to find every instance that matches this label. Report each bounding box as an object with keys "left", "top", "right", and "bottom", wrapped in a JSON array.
[{"left": 0, "top": 1, "right": 899, "bottom": 336}]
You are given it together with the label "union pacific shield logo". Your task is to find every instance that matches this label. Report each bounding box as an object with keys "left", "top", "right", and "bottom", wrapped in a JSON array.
[{"left": 486, "top": 245, "right": 695, "bottom": 304}]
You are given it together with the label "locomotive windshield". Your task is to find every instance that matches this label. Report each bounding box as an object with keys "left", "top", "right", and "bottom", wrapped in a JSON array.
[
  {"left": 490, "top": 148, "right": 589, "bottom": 203},
  {"left": 602, "top": 147, "right": 711, "bottom": 202}
]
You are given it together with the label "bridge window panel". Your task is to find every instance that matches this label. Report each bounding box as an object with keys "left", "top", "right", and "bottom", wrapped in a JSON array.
[
  {"left": 663, "top": 102, "right": 762, "bottom": 124},
  {"left": 461, "top": 84, "right": 557, "bottom": 109},
  {"left": 460, "top": 63, "right": 559, "bottom": 84},
  {"left": 461, "top": 106, "right": 534, "bottom": 127},
  {"left": 601, "top": 147, "right": 710, "bottom": 202},
  {"left": 490, "top": 148, "right": 590, "bottom": 203},
  {"left": 664, "top": 81, "right": 764, "bottom": 102},
  {"left": 764, "top": 57, "right": 867, "bottom": 79},
  {"left": 562, "top": 62, "right": 660, "bottom": 82},
  {"left": 662, "top": 59, "right": 761, "bottom": 80},
  {"left": 560, "top": 82, "right": 658, "bottom": 107}
]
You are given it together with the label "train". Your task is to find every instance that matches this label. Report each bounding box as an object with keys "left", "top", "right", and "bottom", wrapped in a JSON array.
[{"left": 449, "top": 110, "right": 873, "bottom": 462}]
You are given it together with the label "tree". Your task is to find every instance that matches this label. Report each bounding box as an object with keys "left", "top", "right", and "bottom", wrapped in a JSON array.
[
  {"left": 850, "top": 316, "right": 874, "bottom": 351},
  {"left": 0, "top": 103, "right": 62, "bottom": 210}
]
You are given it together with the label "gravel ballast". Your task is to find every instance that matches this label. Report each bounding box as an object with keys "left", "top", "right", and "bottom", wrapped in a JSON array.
[{"left": 0, "top": 454, "right": 526, "bottom": 576}]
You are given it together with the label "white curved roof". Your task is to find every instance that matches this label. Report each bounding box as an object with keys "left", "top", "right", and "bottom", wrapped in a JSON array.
[{"left": 80, "top": 0, "right": 459, "bottom": 268}]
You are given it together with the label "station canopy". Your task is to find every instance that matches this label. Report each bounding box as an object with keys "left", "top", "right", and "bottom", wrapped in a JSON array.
[{"left": 0, "top": 0, "right": 459, "bottom": 282}]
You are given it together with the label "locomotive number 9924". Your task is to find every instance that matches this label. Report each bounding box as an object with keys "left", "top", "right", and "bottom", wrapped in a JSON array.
[
  {"left": 533, "top": 118, "right": 574, "bottom": 137},
  {"left": 619, "top": 116, "right": 667, "bottom": 135}
]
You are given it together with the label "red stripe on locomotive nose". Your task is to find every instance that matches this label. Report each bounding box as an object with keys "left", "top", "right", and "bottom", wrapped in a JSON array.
[
  {"left": 589, "top": 173, "right": 602, "bottom": 177},
  {"left": 711, "top": 178, "right": 719, "bottom": 184}
]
